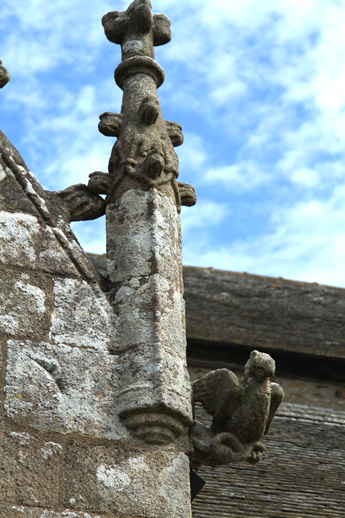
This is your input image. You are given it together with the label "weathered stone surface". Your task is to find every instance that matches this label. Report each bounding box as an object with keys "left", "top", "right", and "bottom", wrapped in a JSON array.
[
  {"left": 54, "top": 184, "right": 106, "bottom": 222},
  {"left": 0, "top": 506, "right": 107, "bottom": 518},
  {"left": 112, "top": 274, "right": 186, "bottom": 354},
  {"left": 0, "top": 60, "right": 10, "bottom": 88},
  {"left": 0, "top": 161, "right": 41, "bottom": 216},
  {"left": 64, "top": 443, "right": 191, "bottom": 518},
  {"left": 102, "top": 2, "right": 171, "bottom": 52},
  {"left": 0, "top": 141, "right": 62, "bottom": 225},
  {"left": 5, "top": 340, "right": 124, "bottom": 440},
  {"left": 87, "top": 253, "right": 107, "bottom": 278},
  {"left": 0, "top": 133, "right": 100, "bottom": 282},
  {"left": 109, "top": 267, "right": 192, "bottom": 437},
  {"left": 98, "top": 113, "right": 184, "bottom": 149},
  {"left": 52, "top": 224, "right": 100, "bottom": 282},
  {"left": 0, "top": 431, "right": 62, "bottom": 507},
  {"left": 106, "top": 189, "right": 183, "bottom": 288},
  {"left": 0, "top": 211, "right": 80, "bottom": 276},
  {"left": 99, "top": 0, "right": 193, "bottom": 456},
  {"left": 50, "top": 278, "right": 115, "bottom": 351},
  {"left": 115, "top": 343, "right": 191, "bottom": 423},
  {"left": 0, "top": 342, "right": 3, "bottom": 422},
  {"left": 0, "top": 269, "right": 51, "bottom": 339},
  {"left": 0, "top": 131, "right": 27, "bottom": 170},
  {"left": 177, "top": 182, "right": 197, "bottom": 207}
]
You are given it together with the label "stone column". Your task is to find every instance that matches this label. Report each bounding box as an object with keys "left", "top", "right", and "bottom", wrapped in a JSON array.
[
  {"left": 93, "top": 0, "right": 194, "bottom": 446},
  {"left": 88, "top": 1, "right": 195, "bottom": 515}
]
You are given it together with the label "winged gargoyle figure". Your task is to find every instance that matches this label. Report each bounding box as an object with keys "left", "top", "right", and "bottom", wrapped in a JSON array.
[{"left": 190, "top": 350, "right": 284, "bottom": 468}]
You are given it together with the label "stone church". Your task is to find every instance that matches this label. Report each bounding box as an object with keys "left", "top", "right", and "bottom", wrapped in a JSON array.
[{"left": 1, "top": 1, "right": 344, "bottom": 517}]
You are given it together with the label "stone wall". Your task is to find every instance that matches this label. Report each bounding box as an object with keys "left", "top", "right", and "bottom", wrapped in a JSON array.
[{"left": 0, "top": 131, "right": 191, "bottom": 518}]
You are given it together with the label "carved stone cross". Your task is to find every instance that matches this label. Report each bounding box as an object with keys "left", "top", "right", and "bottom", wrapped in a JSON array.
[{"left": 102, "top": 0, "right": 171, "bottom": 60}]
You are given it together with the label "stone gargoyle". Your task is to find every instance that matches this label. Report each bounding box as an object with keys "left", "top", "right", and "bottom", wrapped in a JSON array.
[{"left": 190, "top": 350, "right": 284, "bottom": 469}]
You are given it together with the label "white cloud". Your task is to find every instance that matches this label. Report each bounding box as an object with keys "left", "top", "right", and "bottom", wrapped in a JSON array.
[
  {"left": 183, "top": 183, "right": 345, "bottom": 287},
  {"left": 177, "top": 133, "right": 208, "bottom": 176},
  {"left": 203, "top": 162, "right": 269, "bottom": 191},
  {"left": 289, "top": 167, "right": 320, "bottom": 188},
  {"left": 71, "top": 218, "right": 106, "bottom": 255},
  {"left": 2, "top": 0, "right": 345, "bottom": 287},
  {"left": 44, "top": 141, "right": 111, "bottom": 191},
  {"left": 181, "top": 200, "right": 228, "bottom": 233}
]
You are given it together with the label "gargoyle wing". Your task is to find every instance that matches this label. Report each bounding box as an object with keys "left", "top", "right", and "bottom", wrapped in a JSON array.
[
  {"left": 264, "top": 382, "right": 284, "bottom": 435},
  {"left": 192, "top": 368, "right": 240, "bottom": 421}
]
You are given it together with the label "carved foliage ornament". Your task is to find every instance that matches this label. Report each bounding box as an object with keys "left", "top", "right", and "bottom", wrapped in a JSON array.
[
  {"left": 87, "top": 0, "right": 196, "bottom": 211},
  {"left": 190, "top": 350, "right": 284, "bottom": 469}
]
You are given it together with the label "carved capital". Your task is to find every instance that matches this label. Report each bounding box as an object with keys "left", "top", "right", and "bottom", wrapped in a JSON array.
[
  {"left": 98, "top": 0, "right": 195, "bottom": 212},
  {"left": 88, "top": 171, "right": 196, "bottom": 208}
]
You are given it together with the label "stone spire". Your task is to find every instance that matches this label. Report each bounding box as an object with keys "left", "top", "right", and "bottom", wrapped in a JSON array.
[{"left": 90, "top": 0, "right": 195, "bottom": 447}]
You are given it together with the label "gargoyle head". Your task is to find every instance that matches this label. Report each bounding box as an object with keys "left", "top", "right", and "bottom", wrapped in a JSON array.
[{"left": 245, "top": 350, "right": 275, "bottom": 382}]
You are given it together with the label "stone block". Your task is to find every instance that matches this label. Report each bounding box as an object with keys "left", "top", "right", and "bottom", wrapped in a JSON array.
[
  {"left": 63, "top": 443, "right": 191, "bottom": 518},
  {"left": 50, "top": 278, "right": 115, "bottom": 351},
  {"left": 112, "top": 274, "right": 186, "bottom": 355},
  {"left": 5, "top": 340, "right": 124, "bottom": 440},
  {"left": 0, "top": 211, "right": 79, "bottom": 276},
  {"left": 0, "top": 342, "right": 3, "bottom": 422},
  {"left": 106, "top": 190, "right": 183, "bottom": 289},
  {"left": 0, "top": 269, "right": 51, "bottom": 339},
  {"left": 0, "top": 505, "right": 108, "bottom": 518},
  {"left": 115, "top": 343, "right": 192, "bottom": 423},
  {"left": 53, "top": 223, "right": 100, "bottom": 282},
  {"left": 0, "top": 162, "right": 40, "bottom": 216},
  {"left": 0, "top": 431, "right": 62, "bottom": 508}
]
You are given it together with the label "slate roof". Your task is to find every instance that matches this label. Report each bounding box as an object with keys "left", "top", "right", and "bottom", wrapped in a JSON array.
[{"left": 89, "top": 233, "right": 345, "bottom": 518}]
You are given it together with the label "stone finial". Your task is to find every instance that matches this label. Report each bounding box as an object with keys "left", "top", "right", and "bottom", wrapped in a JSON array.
[
  {"left": 96, "top": 0, "right": 194, "bottom": 446},
  {"left": 88, "top": 0, "right": 196, "bottom": 211},
  {"left": 191, "top": 350, "right": 284, "bottom": 468},
  {"left": 0, "top": 60, "right": 10, "bottom": 88},
  {"left": 102, "top": 0, "right": 171, "bottom": 60}
]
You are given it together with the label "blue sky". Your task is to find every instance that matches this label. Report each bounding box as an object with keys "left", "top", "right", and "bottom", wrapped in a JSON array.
[{"left": 1, "top": 0, "right": 345, "bottom": 287}]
